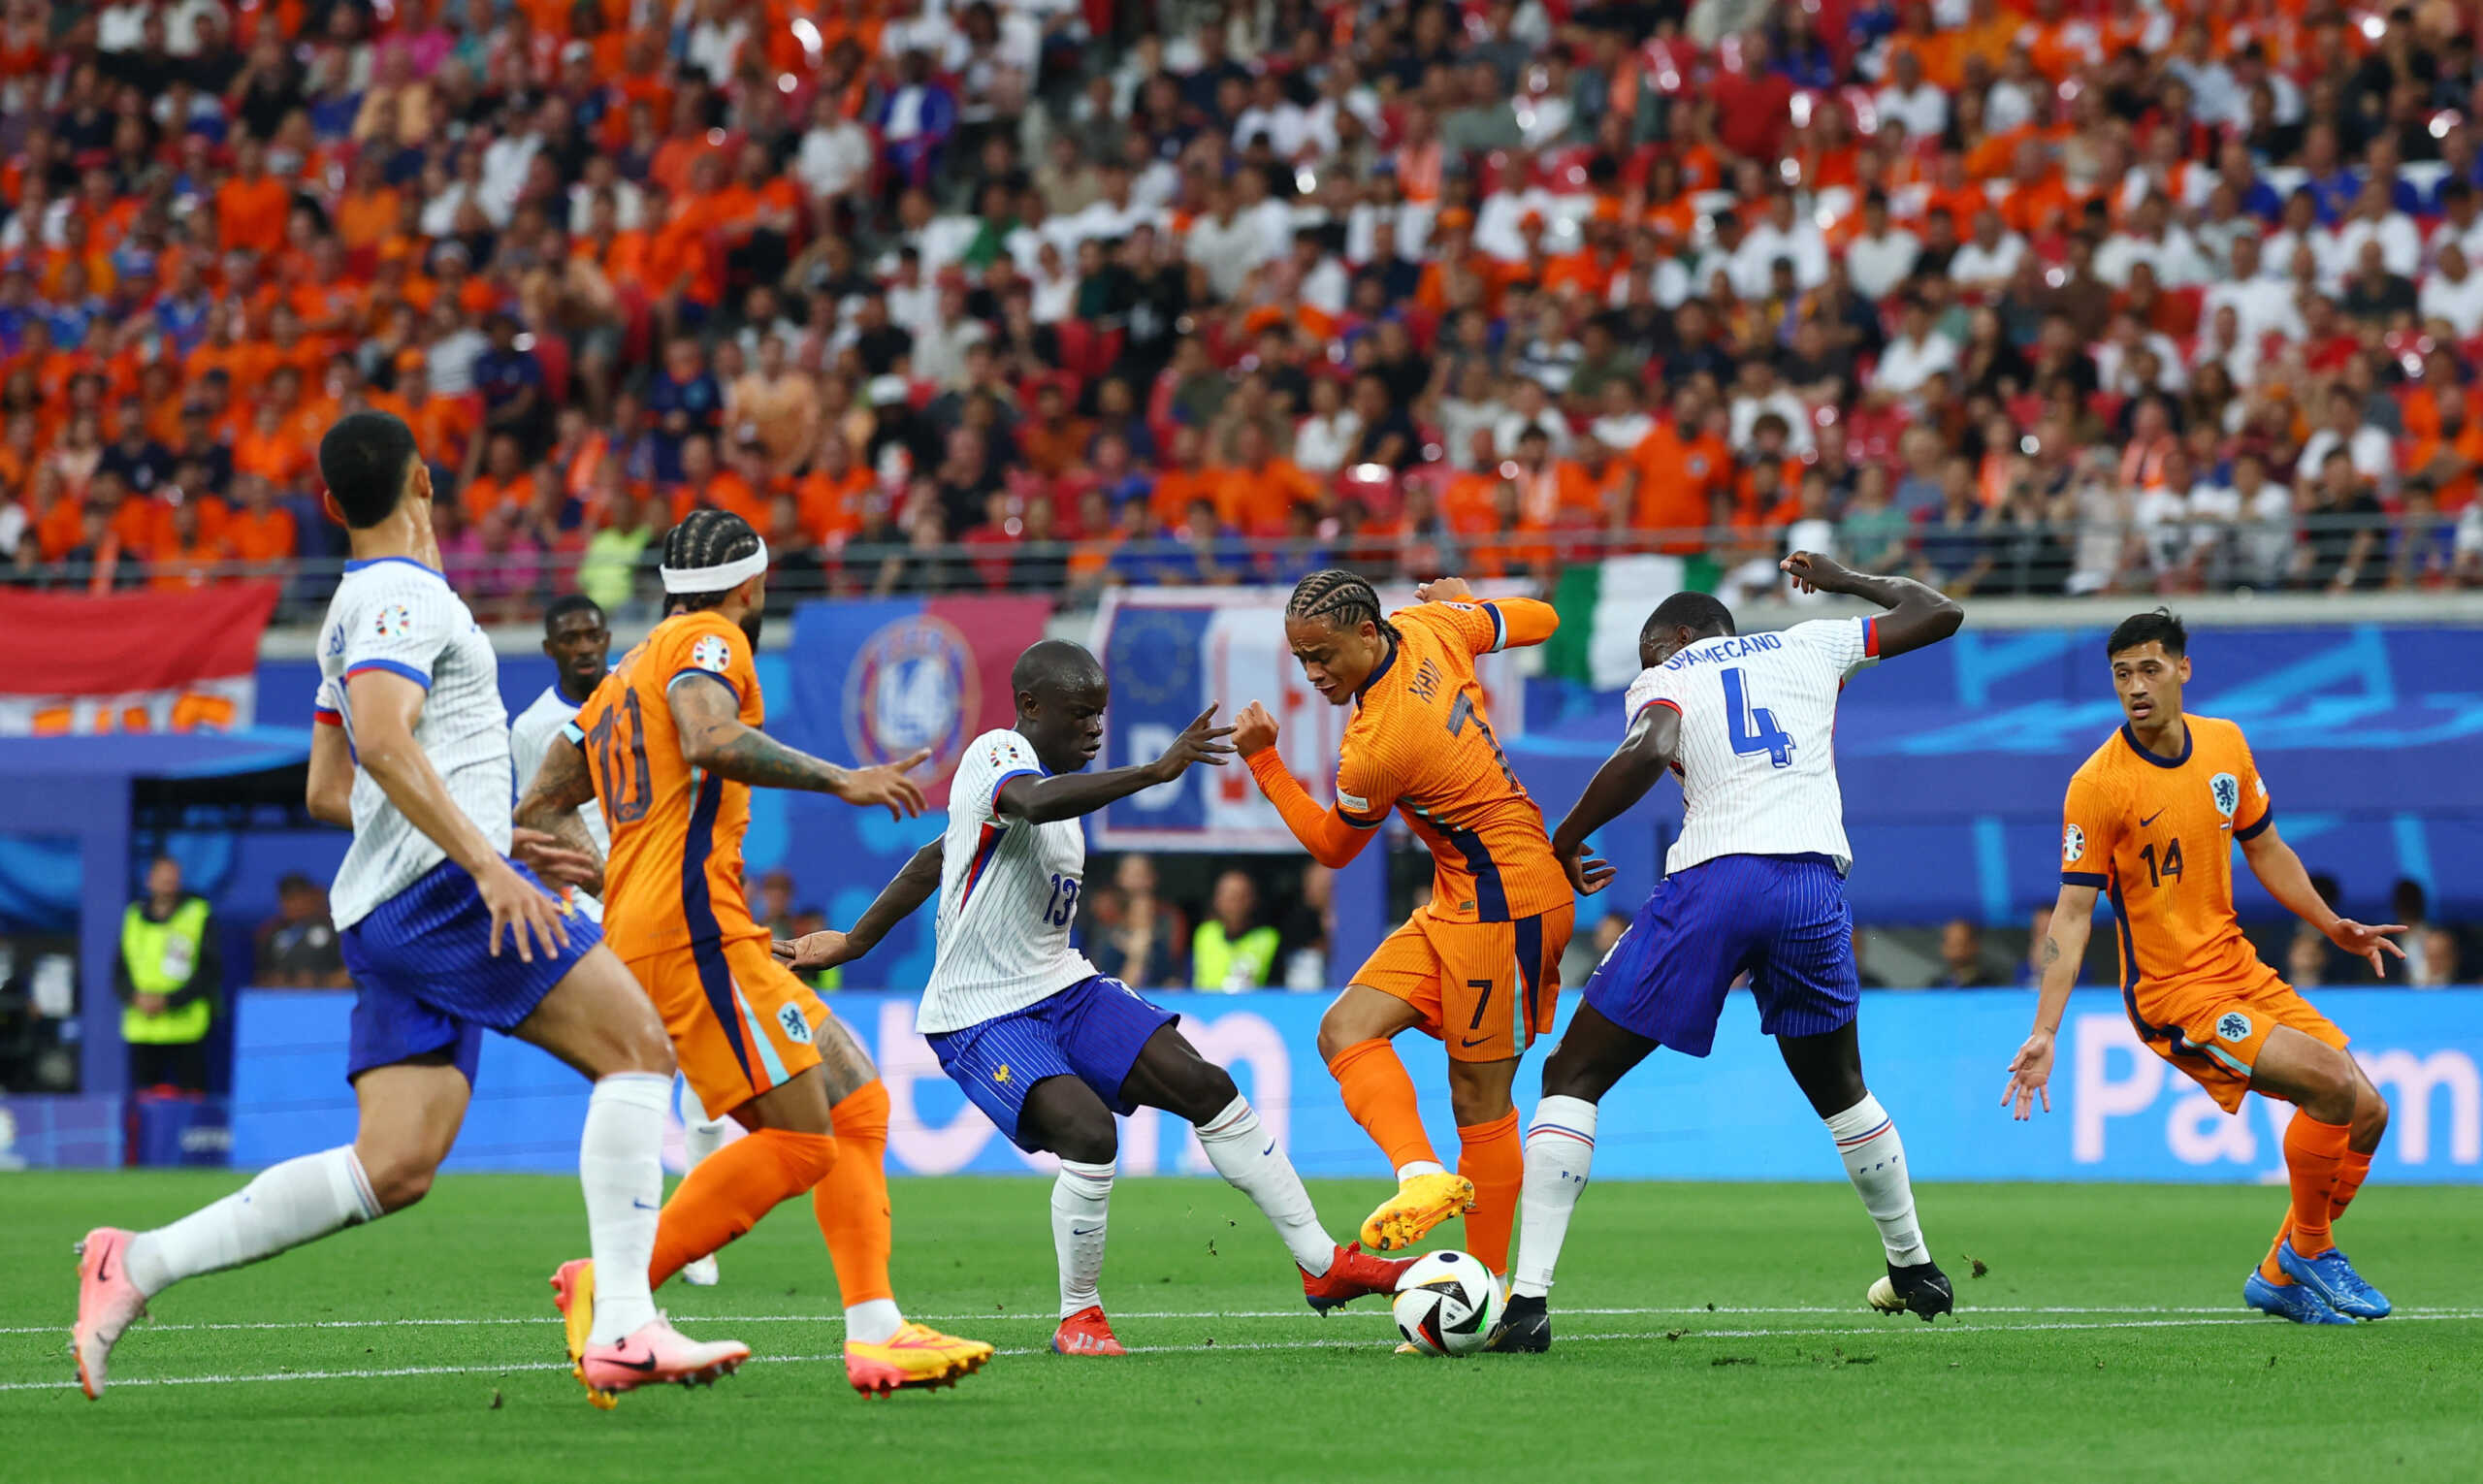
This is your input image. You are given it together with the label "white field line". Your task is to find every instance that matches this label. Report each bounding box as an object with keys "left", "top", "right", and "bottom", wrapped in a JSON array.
[
  {"left": 13, "top": 1302, "right": 2475, "bottom": 1339},
  {"left": 6, "top": 1311, "right": 2482, "bottom": 1395}
]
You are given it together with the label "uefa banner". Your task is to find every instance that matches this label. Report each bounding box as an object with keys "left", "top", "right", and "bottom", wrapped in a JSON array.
[
  {"left": 223, "top": 988, "right": 2483, "bottom": 1184},
  {"left": 1090, "top": 585, "right": 1530, "bottom": 852},
  {"left": 0, "top": 583, "right": 278, "bottom": 736}
]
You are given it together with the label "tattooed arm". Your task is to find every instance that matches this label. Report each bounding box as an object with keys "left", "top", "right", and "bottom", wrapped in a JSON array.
[
  {"left": 512, "top": 731, "right": 606, "bottom": 897},
  {"left": 667, "top": 671, "right": 931, "bottom": 818}
]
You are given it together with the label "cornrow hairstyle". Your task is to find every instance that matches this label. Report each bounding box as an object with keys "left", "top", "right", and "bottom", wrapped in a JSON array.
[
  {"left": 661, "top": 508, "right": 764, "bottom": 614},
  {"left": 1284, "top": 568, "right": 1398, "bottom": 641}
]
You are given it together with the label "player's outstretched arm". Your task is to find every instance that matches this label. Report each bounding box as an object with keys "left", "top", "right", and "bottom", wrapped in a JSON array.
[
  {"left": 1233, "top": 701, "right": 1381, "bottom": 869},
  {"left": 1780, "top": 550, "right": 1964, "bottom": 659},
  {"left": 1414, "top": 577, "right": 1561, "bottom": 651},
  {"left": 669, "top": 670, "right": 930, "bottom": 818},
  {"left": 2240, "top": 822, "right": 2407, "bottom": 977},
  {"left": 511, "top": 732, "right": 607, "bottom": 896},
  {"left": 996, "top": 704, "right": 1234, "bottom": 824},
  {"left": 346, "top": 668, "right": 570, "bottom": 963},
  {"left": 1548, "top": 700, "right": 1678, "bottom": 896},
  {"left": 2003, "top": 883, "right": 2099, "bottom": 1119},
  {"left": 776, "top": 839, "right": 944, "bottom": 972},
  {"left": 306, "top": 712, "right": 355, "bottom": 827}
]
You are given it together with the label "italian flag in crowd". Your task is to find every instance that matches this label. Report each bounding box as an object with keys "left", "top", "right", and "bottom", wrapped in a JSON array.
[{"left": 1541, "top": 554, "right": 1721, "bottom": 691}]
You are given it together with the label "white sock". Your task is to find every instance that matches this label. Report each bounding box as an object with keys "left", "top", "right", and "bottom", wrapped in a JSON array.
[
  {"left": 1511, "top": 1096, "right": 1597, "bottom": 1301},
  {"left": 683, "top": 1114, "right": 732, "bottom": 1170},
  {"left": 123, "top": 1145, "right": 381, "bottom": 1298},
  {"left": 845, "top": 1297, "right": 904, "bottom": 1345},
  {"left": 581, "top": 1072, "right": 670, "bottom": 1343},
  {"left": 1394, "top": 1159, "right": 1447, "bottom": 1180},
  {"left": 1824, "top": 1093, "right": 1931, "bottom": 1268},
  {"left": 1196, "top": 1095, "right": 1338, "bottom": 1274},
  {"left": 1051, "top": 1158, "right": 1114, "bottom": 1318}
]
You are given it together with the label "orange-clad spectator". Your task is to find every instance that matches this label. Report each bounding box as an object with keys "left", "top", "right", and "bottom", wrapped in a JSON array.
[
  {"left": 1995, "top": 138, "right": 2083, "bottom": 241},
  {"left": 1631, "top": 391, "right": 1731, "bottom": 552},
  {"left": 1885, "top": 3, "right": 1963, "bottom": 90},
  {"left": 795, "top": 431, "right": 876, "bottom": 544},
  {"left": 712, "top": 140, "right": 801, "bottom": 246},
  {"left": 1215, "top": 423, "right": 1320, "bottom": 534},
  {"left": 1954, "top": 0, "right": 2021, "bottom": 81},
  {"left": 1016, "top": 382, "right": 1094, "bottom": 479},
  {"left": 233, "top": 400, "right": 313, "bottom": 491},
  {"left": 288, "top": 240, "right": 362, "bottom": 338},
  {"left": 264, "top": 307, "right": 331, "bottom": 389},
  {"left": 1920, "top": 153, "right": 1991, "bottom": 240},
  {"left": 148, "top": 497, "right": 224, "bottom": 590},
  {"left": 461, "top": 433, "right": 535, "bottom": 524},
  {"left": 2405, "top": 382, "right": 2483, "bottom": 513},
  {"left": 30, "top": 468, "right": 87, "bottom": 562},
  {"left": 1440, "top": 429, "right": 1512, "bottom": 535},
  {"left": 1148, "top": 426, "right": 1219, "bottom": 529},
  {"left": 216, "top": 138, "right": 295, "bottom": 256},
  {"left": 1466, "top": 481, "right": 1558, "bottom": 579},
  {"left": 2026, "top": 0, "right": 2102, "bottom": 81},
  {"left": 422, "top": 242, "right": 500, "bottom": 320},
  {"left": 1414, "top": 210, "right": 1522, "bottom": 320},
  {"left": 150, "top": 482, "right": 231, "bottom": 553},
  {"left": 371, "top": 358, "right": 481, "bottom": 473},
  {"left": 665, "top": 433, "right": 769, "bottom": 526},
  {"left": 1729, "top": 458, "right": 1803, "bottom": 530},
  {"left": 1558, "top": 437, "right": 1637, "bottom": 528},
  {"left": 649, "top": 171, "right": 727, "bottom": 309},
  {"left": 1540, "top": 207, "right": 1626, "bottom": 303},
  {"left": 650, "top": 97, "right": 728, "bottom": 197},
  {"left": 91, "top": 471, "right": 160, "bottom": 556},
  {"left": 221, "top": 474, "right": 299, "bottom": 568},
  {"left": 334, "top": 156, "right": 403, "bottom": 255},
  {"left": 181, "top": 305, "right": 257, "bottom": 390},
  {"left": 1499, "top": 426, "right": 1574, "bottom": 528},
  {"left": 1393, "top": 105, "right": 1443, "bottom": 203},
  {"left": 0, "top": 409, "right": 39, "bottom": 501}
]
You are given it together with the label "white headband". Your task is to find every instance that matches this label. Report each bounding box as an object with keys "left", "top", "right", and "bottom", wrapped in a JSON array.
[{"left": 659, "top": 538, "right": 770, "bottom": 594}]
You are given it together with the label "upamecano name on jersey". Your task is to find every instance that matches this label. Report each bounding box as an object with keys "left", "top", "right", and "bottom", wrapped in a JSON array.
[{"left": 1662, "top": 632, "right": 1786, "bottom": 668}]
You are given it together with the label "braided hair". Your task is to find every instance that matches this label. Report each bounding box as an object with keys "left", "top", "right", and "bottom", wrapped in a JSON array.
[
  {"left": 1283, "top": 568, "right": 1396, "bottom": 640},
  {"left": 661, "top": 508, "right": 764, "bottom": 614}
]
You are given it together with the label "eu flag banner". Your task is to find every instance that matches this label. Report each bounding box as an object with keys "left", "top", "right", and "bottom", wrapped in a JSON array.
[
  {"left": 775, "top": 595, "right": 1054, "bottom": 989},
  {"left": 1091, "top": 585, "right": 1530, "bottom": 852}
]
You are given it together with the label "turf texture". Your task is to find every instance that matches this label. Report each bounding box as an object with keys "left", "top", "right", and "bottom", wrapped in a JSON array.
[{"left": 5, "top": 1172, "right": 2478, "bottom": 1483}]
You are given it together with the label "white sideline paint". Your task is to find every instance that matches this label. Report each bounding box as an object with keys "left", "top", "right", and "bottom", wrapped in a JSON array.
[{"left": 7, "top": 1312, "right": 2479, "bottom": 1394}]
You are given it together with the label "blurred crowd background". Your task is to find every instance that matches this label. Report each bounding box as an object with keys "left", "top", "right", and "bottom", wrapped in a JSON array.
[{"left": 8, "top": 0, "right": 2483, "bottom": 616}]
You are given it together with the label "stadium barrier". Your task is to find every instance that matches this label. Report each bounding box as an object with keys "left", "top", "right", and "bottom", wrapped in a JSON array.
[{"left": 201, "top": 987, "right": 2483, "bottom": 1185}]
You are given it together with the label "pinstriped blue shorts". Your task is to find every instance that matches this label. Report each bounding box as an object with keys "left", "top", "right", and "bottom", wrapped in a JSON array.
[
  {"left": 339, "top": 856, "right": 600, "bottom": 1083},
  {"left": 1581, "top": 853, "right": 1858, "bottom": 1057},
  {"left": 923, "top": 976, "right": 1177, "bottom": 1151}
]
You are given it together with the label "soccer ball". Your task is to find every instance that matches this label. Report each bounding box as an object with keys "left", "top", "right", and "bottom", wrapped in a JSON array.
[{"left": 1390, "top": 1250, "right": 1503, "bottom": 1356}]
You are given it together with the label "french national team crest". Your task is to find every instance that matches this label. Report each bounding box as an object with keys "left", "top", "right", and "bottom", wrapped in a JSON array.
[
  {"left": 2215, "top": 1011, "right": 2252, "bottom": 1044},
  {"left": 2209, "top": 772, "right": 2241, "bottom": 819},
  {"left": 845, "top": 614, "right": 977, "bottom": 777}
]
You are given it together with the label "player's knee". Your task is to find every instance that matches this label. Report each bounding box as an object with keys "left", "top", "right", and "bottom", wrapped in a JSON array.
[
  {"left": 1173, "top": 1060, "right": 1239, "bottom": 1123},
  {"left": 1445, "top": 1064, "right": 1514, "bottom": 1125},
  {"left": 1313, "top": 1010, "right": 1357, "bottom": 1065},
  {"left": 1052, "top": 1115, "right": 1117, "bottom": 1166},
  {"left": 617, "top": 1023, "right": 677, "bottom": 1079},
  {"left": 2304, "top": 1047, "right": 2358, "bottom": 1117},
  {"left": 2354, "top": 1084, "right": 2391, "bottom": 1145},
  {"left": 359, "top": 1148, "right": 436, "bottom": 1214}
]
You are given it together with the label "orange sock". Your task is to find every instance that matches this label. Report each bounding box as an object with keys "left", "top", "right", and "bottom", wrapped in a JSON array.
[
  {"left": 1456, "top": 1111, "right": 1522, "bottom": 1274},
  {"left": 2330, "top": 1148, "right": 2373, "bottom": 1223},
  {"left": 813, "top": 1081, "right": 895, "bottom": 1307},
  {"left": 1327, "top": 1039, "right": 1438, "bottom": 1174},
  {"left": 649, "top": 1126, "right": 838, "bottom": 1288},
  {"left": 2282, "top": 1113, "right": 2353, "bottom": 1259}
]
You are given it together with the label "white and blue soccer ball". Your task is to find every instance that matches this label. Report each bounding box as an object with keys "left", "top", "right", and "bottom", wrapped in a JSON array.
[{"left": 1391, "top": 1250, "right": 1503, "bottom": 1356}]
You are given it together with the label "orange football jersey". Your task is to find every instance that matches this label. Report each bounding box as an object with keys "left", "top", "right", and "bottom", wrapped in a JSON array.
[
  {"left": 2060, "top": 715, "right": 2280, "bottom": 1015},
  {"left": 1335, "top": 600, "right": 1568, "bottom": 923},
  {"left": 575, "top": 609, "right": 768, "bottom": 960}
]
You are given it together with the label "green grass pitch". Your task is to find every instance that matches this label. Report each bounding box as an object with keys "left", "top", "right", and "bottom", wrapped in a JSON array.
[{"left": 5, "top": 1173, "right": 2480, "bottom": 1483}]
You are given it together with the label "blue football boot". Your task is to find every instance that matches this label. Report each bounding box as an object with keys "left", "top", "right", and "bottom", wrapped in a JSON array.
[
  {"left": 2243, "top": 1269, "right": 2353, "bottom": 1325},
  {"left": 2275, "top": 1240, "right": 2392, "bottom": 1319}
]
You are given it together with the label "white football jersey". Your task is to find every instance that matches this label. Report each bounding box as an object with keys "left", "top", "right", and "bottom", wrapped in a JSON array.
[
  {"left": 314, "top": 557, "right": 515, "bottom": 929},
  {"left": 1624, "top": 616, "right": 1879, "bottom": 876},
  {"left": 919, "top": 727, "right": 1099, "bottom": 1035},
  {"left": 510, "top": 682, "right": 609, "bottom": 857}
]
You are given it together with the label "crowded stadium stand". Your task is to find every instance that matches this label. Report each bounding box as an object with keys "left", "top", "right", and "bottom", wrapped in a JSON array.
[{"left": 4, "top": 0, "right": 2483, "bottom": 609}]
